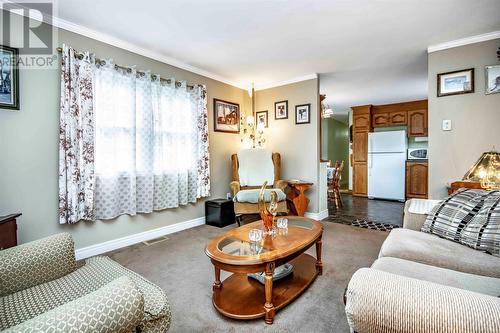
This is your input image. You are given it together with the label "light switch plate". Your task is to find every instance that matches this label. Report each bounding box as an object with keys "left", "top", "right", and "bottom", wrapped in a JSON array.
[{"left": 442, "top": 119, "right": 452, "bottom": 131}]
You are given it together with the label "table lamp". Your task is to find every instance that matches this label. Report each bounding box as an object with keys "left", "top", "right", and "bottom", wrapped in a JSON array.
[{"left": 462, "top": 150, "right": 500, "bottom": 190}]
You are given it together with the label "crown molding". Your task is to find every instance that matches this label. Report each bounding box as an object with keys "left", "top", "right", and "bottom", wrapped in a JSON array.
[
  {"left": 427, "top": 31, "right": 500, "bottom": 53},
  {"left": 254, "top": 73, "right": 318, "bottom": 91},
  {"left": 0, "top": 0, "right": 246, "bottom": 89}
]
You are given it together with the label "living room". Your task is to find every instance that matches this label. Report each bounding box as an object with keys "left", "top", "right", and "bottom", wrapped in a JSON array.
[{"left": 0, "top": 1, "right": 499, "bottom": 332}]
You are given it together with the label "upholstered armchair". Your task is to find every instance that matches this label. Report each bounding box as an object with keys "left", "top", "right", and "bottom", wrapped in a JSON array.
[{"left": 230, "top": 149, "right": 288, "bottom": 217}]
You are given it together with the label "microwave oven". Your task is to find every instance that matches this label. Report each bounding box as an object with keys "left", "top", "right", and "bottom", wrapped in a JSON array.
[{"left": 408, "top": 148, "right": 428, "bottom": 160}]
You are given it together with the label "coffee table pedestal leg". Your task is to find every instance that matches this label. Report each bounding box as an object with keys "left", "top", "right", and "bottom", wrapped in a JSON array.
[
  {"left": 264, "top": 262, "right": 275, "bottom": 324},
  {"left": 315, "top": 237, "right": 323, "bottom": 275},
  {"left": 213, "top": 266, "right": 222, "bottom": 291}
]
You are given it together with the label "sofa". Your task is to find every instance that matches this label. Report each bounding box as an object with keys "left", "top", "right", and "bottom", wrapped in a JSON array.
[
  {"left": 345, "top": 198, "right": 500, "bottom": 333},
  {"left": 0, "top": 233, "right": 171, "bottom": 332}
]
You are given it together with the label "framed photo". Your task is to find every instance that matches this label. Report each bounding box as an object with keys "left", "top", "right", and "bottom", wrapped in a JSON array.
[
  {"left": 295, "top": 104, "right": 311, "bottom": 124},
  {"left": 437, "top": 68, "right": 474, "bottom": 97},
  {"left": 485, "top": 65, "right": 500, "bottom": 95},
  {"left": 213, "top": 98, "right": 240, "bottom": 133},
  {"left": 256, "top": 110, "right": 268, "bottom": 128},
  {"left": 0, "top": 45, "right": 20, "bottom": 110},
  {"left": 274, "top": 100, "right": 288, "bottom": 120}
]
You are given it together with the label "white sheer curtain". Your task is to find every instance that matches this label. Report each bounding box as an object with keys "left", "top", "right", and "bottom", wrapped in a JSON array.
[{"left": 93, "top": 61, "right": 210, "bottom": 220}]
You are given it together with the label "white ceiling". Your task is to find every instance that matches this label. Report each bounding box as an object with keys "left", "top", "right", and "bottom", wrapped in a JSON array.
[{"left": 53, "top": 0, "right": 500, "bottom": 112}]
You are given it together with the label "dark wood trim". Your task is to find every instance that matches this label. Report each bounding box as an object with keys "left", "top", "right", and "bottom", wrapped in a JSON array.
[
  {"left": 437, "top": 68, "right": 475, "bottom": 97},
  {"left": 0, "top": 213, "right": 21, "bottom": 224}
]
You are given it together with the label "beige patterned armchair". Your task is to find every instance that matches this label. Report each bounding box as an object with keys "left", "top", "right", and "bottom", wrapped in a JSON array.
[
  {"left": 0, "top": 233, "right": 171, "bottom": 332},
  {"left": 230, "top": 149, "right": 288, "bottom": 217}
]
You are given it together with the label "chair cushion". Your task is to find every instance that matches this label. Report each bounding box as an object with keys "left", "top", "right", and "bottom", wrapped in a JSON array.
[
  {"left": 372, "top": 257, "right": 500, "bottom": 297},
  {"left": 234, "top": 188, "right": 286, "bottom": 203},
  {"left": 237, "top": 149, "right": 274, "bottom": 186},
  {"left": 379, "top": 228, "right": 500, "bottom": 278},
  {"left": 0, "top": 256, "right": 171, "bottom": 331}
]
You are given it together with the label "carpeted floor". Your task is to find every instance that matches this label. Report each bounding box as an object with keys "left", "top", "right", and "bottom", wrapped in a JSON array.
[{"left": 108, "top": 222, "right": 388, "bottom": 333}]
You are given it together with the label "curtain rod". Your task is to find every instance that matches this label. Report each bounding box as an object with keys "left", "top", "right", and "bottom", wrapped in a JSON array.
[{"left": 56, "top": 47, "right": 196, "bottom": 89}]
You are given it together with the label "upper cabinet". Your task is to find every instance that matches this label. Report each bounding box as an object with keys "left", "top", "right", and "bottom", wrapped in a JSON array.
[
  {"left": 407, "top": 109, "right": 428, "bottom": 137},
  {"left": 370, "top": 100, "right": 428, "bottom": 137},
  {"left": 352, "top": 105, "right": 372, "bottom": 132}
]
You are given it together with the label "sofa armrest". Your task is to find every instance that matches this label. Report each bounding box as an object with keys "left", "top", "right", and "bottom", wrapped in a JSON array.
[
  {"left": 230, "top": 181, "right": 241, "bottom": 196},
  {"left": 3, "top": 276, "right": 144, "bottom": 333},
  {"left": 403, "top": 200, "right": 428, "bottom": 231},
  {"left": 274, "top": 179, "right": 288, "bottom": 192},
  {"left": 345, "top": 268, "right": 500, "bottom": 333},
  {"left": 0, "top": 233, "right": 76, "bottom": 296}
]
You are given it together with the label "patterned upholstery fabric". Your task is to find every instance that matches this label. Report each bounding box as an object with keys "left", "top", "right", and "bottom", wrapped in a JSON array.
[
  {"left": 461, "top": 191, "right": 500, "bottom": 256},
  {"left": 0, "top": 233, "right": 171, "bottom": 332},
  {"left": 0, "top": 256, "right": 171, "bottom": 332},
  {"left": 422, "top": 189, "right": 500, "bottom": 256},
  {"left": 0, "top": 233, "right": 76, "bottom": 297},
  {"left": 3, "top": 276, "right": 144, "bottom": 333},
  {"left": 346, "top": 268, "right": 500, "bottom": 333}
]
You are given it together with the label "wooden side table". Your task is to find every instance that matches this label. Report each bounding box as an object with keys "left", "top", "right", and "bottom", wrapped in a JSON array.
[
  {"left": 0, "top": 213, "right": 21, "bottom": 250},
  {"left": 447, "top": 181, "right": 483, "bottom": 195},
  {"left": 286, "top": 180, "right": 313, "bottom": 217}
]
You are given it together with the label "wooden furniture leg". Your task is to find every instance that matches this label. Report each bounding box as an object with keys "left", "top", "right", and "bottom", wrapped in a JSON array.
[
  {"left": 213, "top": 266, "right": 222, "bottom": 291},
  {"left": 315, "top": 237, "right": 323, "bottom": 275},
  {"left": 264, "top": 262, "right": 275, "bottom": 324},
  {"left": 292, "top": 185, "right": 311, "bottom": 217}
]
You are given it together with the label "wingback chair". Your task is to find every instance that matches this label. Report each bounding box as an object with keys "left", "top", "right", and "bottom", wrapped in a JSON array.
[{"left": 230, "top": 149, "right": 288, "bottom": 217}]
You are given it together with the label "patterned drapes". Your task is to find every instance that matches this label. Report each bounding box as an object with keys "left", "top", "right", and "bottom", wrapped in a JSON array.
[
  {"left": 58, "top": 44, "right": 96, "bottom": 224},
  {"left": 58, "top": 45, "right": 210, "bottom": 224}
]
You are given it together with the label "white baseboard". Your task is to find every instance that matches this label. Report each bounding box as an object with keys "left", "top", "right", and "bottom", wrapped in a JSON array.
[
  {"left": 75, "top": 216, "right": 205, "bottom": 260},
  {"left": 304, "top": 209, "right": 329, "bottom": 221}
]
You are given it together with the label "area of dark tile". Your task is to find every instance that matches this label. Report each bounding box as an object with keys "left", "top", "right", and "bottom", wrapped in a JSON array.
[{"left": 328, "top": 193, "right": 404, "bottom": 227}]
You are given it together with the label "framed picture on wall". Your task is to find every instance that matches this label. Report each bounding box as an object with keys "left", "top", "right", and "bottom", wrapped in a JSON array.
[
  {"left": 213, "top": 98, "right": 240, "bottom": 133},
  {"left": 0, "top": 45, "right": 20, "bottom": 110},
  {"left": 437, "top": 68, "right": 474, "bottom": 97},
  {"left": 256, "top": 110, "right": 268, "bottom": 128},
  {"left": 274, "top": 100, "right": 288, "bottom": 119},
  {"left": 295, "top": 104, "right": 311, "bottom": 124},
  {"left": 485, "top": 65, "right": 500, "bottom": 95}
]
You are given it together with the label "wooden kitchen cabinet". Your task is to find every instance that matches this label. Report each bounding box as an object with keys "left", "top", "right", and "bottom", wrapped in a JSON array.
[
  {"left": 372, "top": 113, "right": 389, "bottom": 127},
  {"left": 353, "top": 114, "right": 371, "bottom": 131},
  {"left": 353, "top": 163, "right": 368, "bottom": 196},
  {"left": 352, "top": 131, "right": 368, "bottom": 163},
  {"left": 389, "top": 111, "right": 407, "bottom": 125},
  {"left": 408, "top": 109, "right": 428, "bottom": 137},
  {"left": 406, "top": 161, "right": 428, "bottom": 198}
]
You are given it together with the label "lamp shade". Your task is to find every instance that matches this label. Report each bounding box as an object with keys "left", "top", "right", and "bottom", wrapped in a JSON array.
[{"left": 462, "top": 151, "right": 500, "bottom": 190}]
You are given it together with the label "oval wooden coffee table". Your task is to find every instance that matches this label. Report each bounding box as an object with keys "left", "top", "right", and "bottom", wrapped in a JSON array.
[{"left": 205, "top": 216, "right": 323, "bottom": 324}]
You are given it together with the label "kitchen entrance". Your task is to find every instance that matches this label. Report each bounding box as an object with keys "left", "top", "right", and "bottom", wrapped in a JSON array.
[{"left": 319, "top": 98, "right": 429, "bottom": 229}]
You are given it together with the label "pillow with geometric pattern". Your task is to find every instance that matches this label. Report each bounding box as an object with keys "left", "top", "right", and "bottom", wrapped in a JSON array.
[
  {"left": 421, "top": 189, "right": 499, "bottom": 252},
  {"left": 459, "top": 191, "right": 500, "bottom": 257}
]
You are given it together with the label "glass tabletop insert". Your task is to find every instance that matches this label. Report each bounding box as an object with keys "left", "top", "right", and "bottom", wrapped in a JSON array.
[
  {"left": 287, "top": 217, "right": 314, "bottom": 230},
  {"left": 218, "top": 237, "right": 270, "bottom": 256}
]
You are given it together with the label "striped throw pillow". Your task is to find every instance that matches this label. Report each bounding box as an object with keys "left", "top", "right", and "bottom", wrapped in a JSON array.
[
  {"left": 460, "top": 192, "right": 500, "bottom": 256},
  {"left": 421, "top": 189, "right": 499, "bottom": 249}
]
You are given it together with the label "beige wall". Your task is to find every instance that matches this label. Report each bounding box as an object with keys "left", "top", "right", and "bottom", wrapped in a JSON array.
[
  {"left": 0, "top": 18, "right": 248, "bottom": 248},
  {"left": 254, "top": 79, "right": 321, "bottom": 213},
  {"left": 428, "top": 38, "right": 500, "bottom": 198}
]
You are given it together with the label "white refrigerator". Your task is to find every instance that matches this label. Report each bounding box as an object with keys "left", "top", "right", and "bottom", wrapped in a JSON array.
[{"left": 368, "top": 130, "right": 407, "bottom": 201}]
